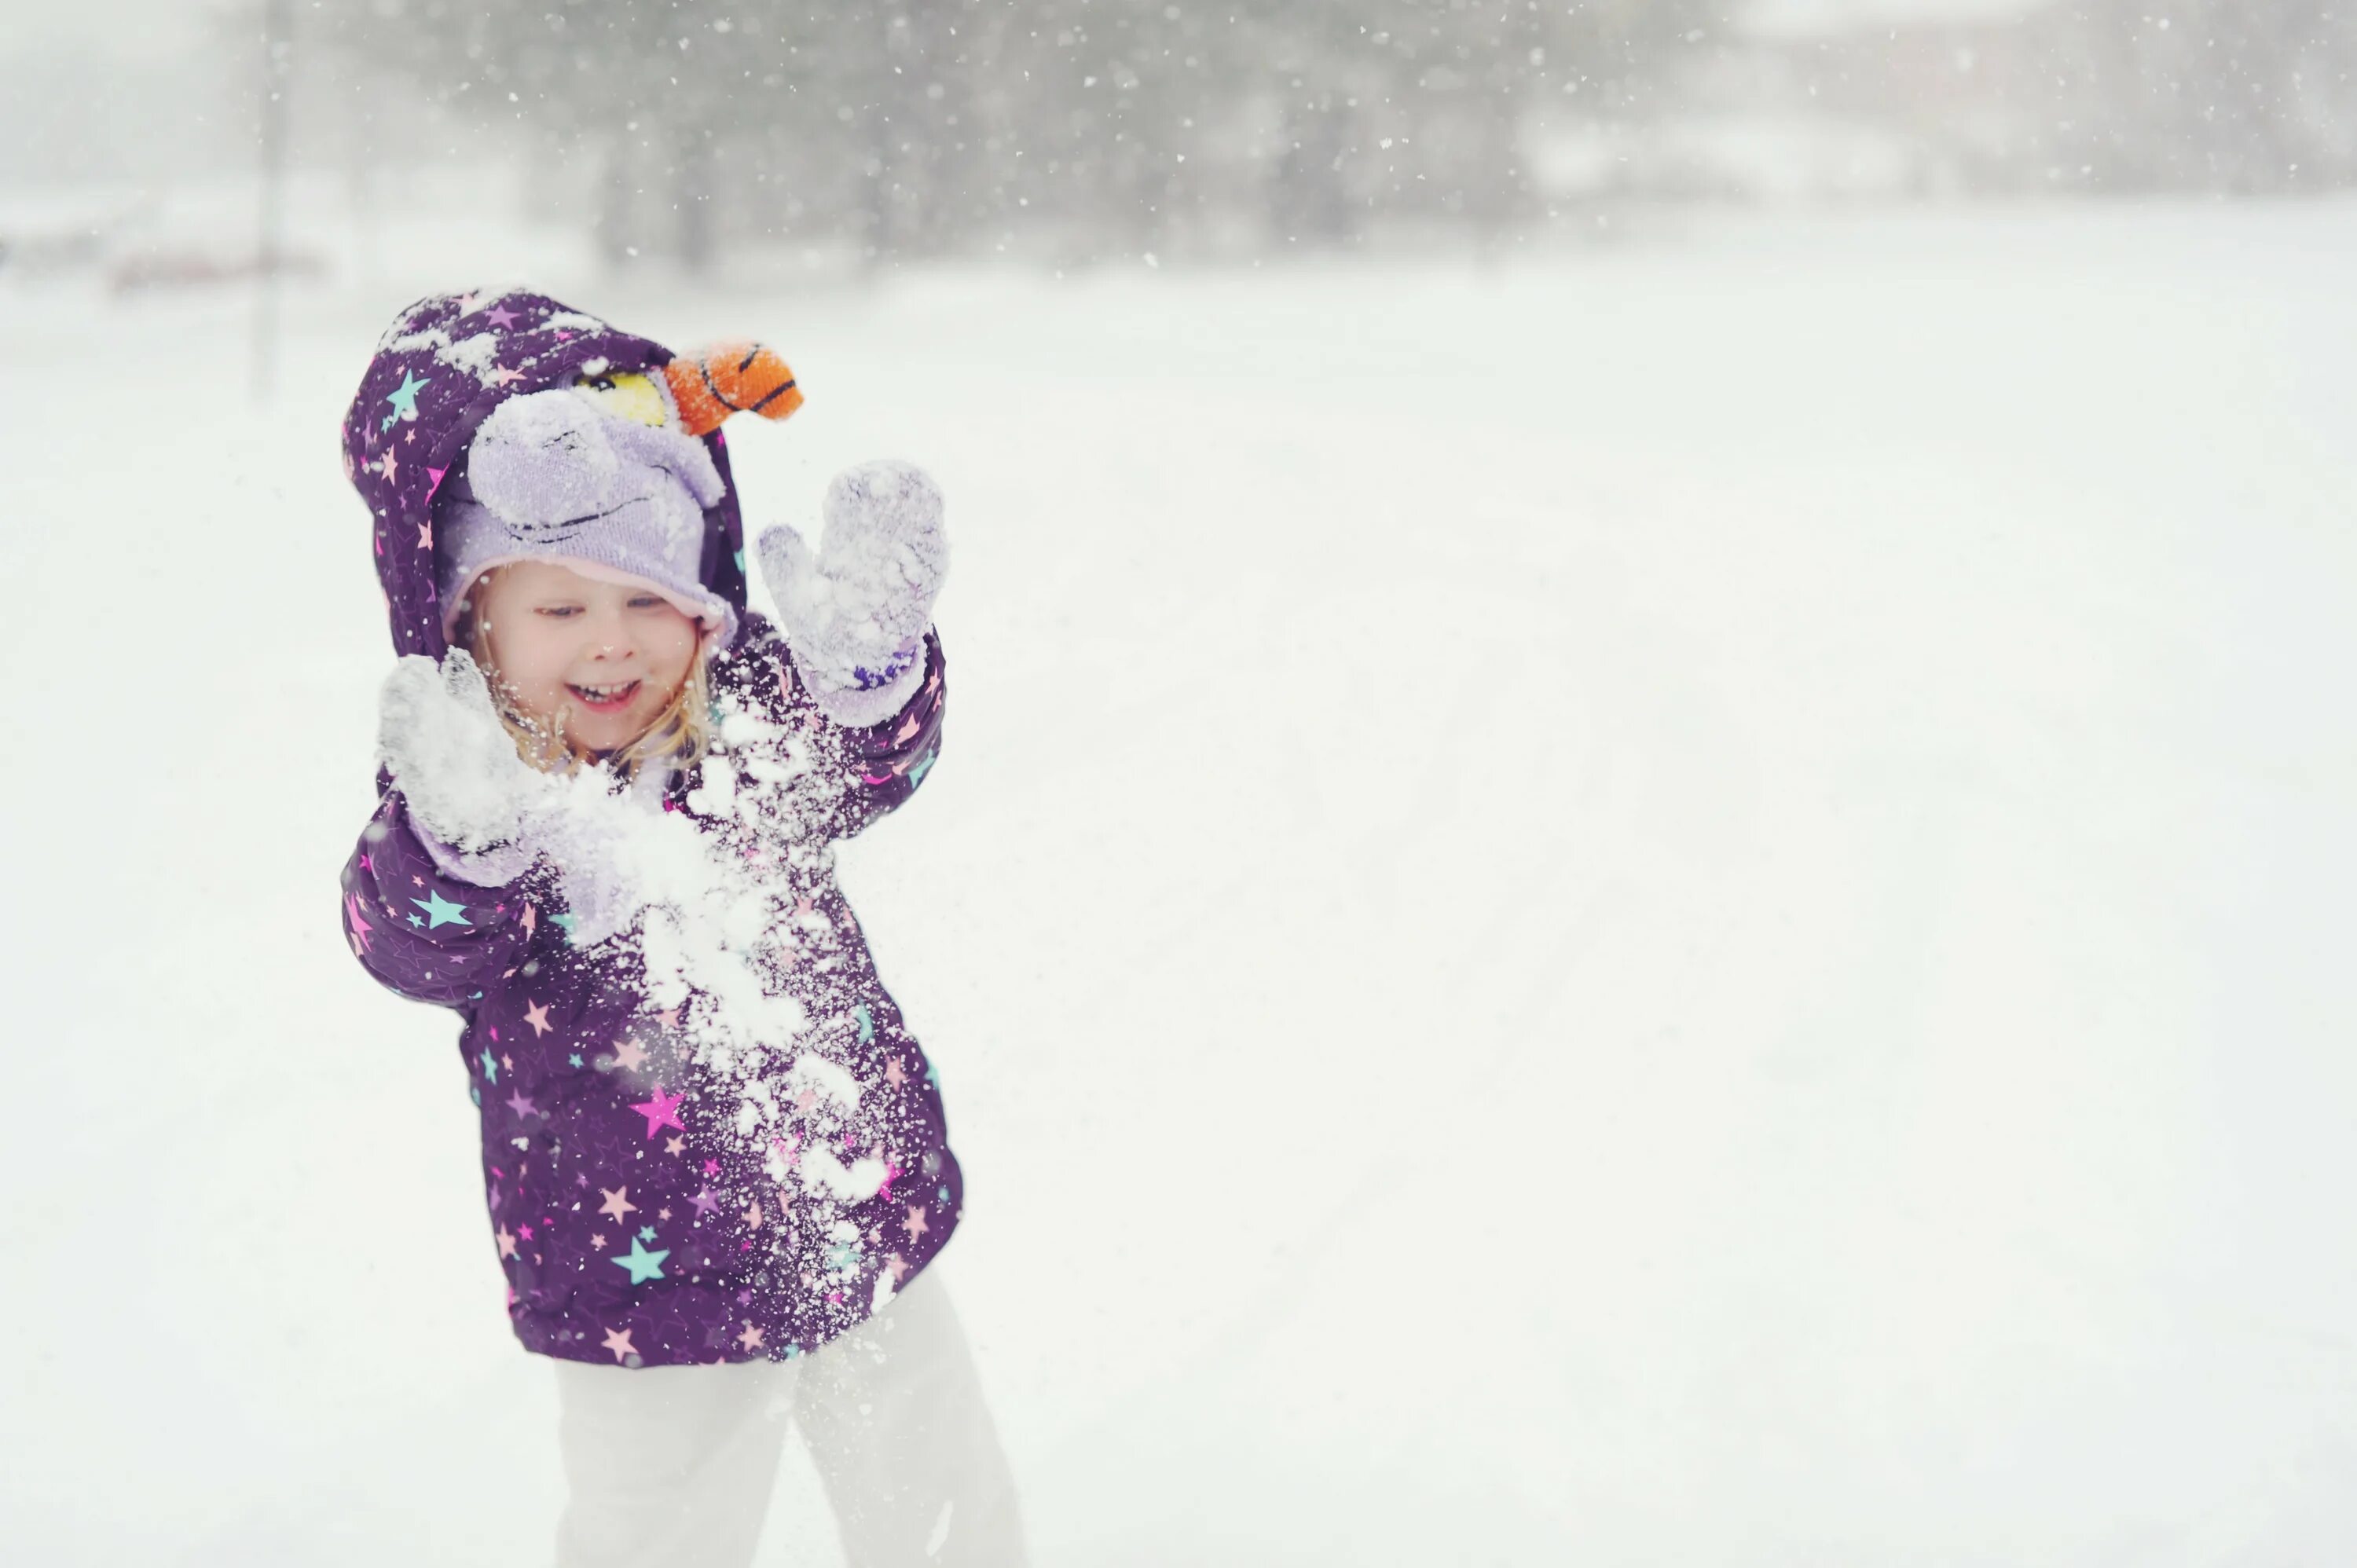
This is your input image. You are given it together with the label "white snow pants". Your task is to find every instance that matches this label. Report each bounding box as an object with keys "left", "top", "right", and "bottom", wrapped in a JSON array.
[{"left": 549, "top": 1266, "right": 1028, "bottom": 1568}]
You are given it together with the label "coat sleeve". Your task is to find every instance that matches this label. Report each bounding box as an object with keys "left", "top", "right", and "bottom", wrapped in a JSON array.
[
  {"left": 339, "top": 777, "right": 543, "bottom": 1009},
  {"left": 717, "top": 611, "right": 946, "bottom": 845}
]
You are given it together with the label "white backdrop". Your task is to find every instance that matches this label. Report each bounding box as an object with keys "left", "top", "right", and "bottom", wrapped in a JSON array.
[{"left": 2, "top": 199, "right": 2352, "bottom": 1564}]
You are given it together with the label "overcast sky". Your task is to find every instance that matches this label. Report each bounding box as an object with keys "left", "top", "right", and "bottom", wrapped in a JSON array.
[{"left": 2, "top": 0, "right": 209, "bottom": 57}]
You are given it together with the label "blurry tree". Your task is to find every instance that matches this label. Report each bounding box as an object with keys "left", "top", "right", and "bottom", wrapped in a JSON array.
[
  {"left": 302, "top": 0, "right": 2357, "bottom": 271},
  {"left": 315, "top": 0, "right": 1728, "bottom": 267},
  {"left": 2050, "top": 0, "right": 2357, "bottom": 192}
]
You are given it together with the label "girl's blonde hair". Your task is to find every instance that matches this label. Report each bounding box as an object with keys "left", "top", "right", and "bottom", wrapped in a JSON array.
[{"left": 452, "top": 570, "right": 716, "bottom": 785}]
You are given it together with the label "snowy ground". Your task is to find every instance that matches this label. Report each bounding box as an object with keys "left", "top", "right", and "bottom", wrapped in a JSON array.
[{"left": 2, "top": 199, "right": 2354, "bottom": 1566}]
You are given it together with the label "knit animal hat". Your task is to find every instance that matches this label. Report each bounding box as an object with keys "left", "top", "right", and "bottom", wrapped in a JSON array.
[
  {"left": 434, "top": 386, "right": 734, "bottom": 645},
  {"left": 342, "top": 288, "right": 803, "bottom": 661}
]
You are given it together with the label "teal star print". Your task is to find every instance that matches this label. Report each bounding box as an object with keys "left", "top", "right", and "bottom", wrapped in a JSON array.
[
  {"left": 638, "top": 1225, "right": 657, "bottom": 1243},
  {"left": 908, "top": 747, "right": 937, "bottom": 786},
  {"left": 480, "top": 1047, "right": 499, "bottom": 1085},
  {"left": 612, "top": 1236, "right": 669, "bottom": 1284},
  {"left": 852, "top": 1005, "right": 874, "bottom": 1044},
  {"left": 826, "top": 1238, "right": 863, "bottom": 1275},
  {"left": 551, "top": 911, "right": 578, "bottom": 942},
  {"left": 733, "top": 548, "right": 746, "bottom": 574},
  {"left": 569, "top": 1053, "right": 584, "bottom": 1068},
  {"left": 411, "top": 890, "right": 470, "bottom": 929},
  {"left": 379, "top": 369, "right": 430, "bottom": 430}
]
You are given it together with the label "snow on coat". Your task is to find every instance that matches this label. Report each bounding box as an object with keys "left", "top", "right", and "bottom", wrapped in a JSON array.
[{"left": 338, "top": 290, "right": 961, "bottom": 1368}]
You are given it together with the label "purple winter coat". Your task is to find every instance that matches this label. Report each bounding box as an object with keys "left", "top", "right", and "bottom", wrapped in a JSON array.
[{"left": 337, "top": 291, "right": 962, "bottom": 1368}]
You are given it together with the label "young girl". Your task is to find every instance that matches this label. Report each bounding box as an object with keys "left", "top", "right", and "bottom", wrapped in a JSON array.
[{"left": 338, "top": 289, "right": 1028, "bottom": 1567}]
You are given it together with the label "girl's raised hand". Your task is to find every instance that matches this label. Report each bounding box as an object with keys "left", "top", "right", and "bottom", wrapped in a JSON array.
[
  {"left": 754, "top": 459, "right": 948, "bottom": 729},
  {"left": 376, "top": 649, "right": 559, "bottom": 852}
]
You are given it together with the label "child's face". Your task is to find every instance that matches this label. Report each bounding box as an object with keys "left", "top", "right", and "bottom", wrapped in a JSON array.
[{"left": 467, "top": 560, "right": 705, "bottom": 755}]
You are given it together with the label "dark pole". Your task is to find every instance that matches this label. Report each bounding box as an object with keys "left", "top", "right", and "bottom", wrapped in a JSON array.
[{"left": 255, "top": 0, "right": 293, "bottom": 401}]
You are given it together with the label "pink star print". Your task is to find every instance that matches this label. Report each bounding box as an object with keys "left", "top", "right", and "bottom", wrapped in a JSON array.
[
  {"left": 416, "top": 520, "right": 432, "bottom": 550},
  {"left": 613, "top": 1039, "right": 651, "bottom": 1073},
  {"left": 665, "top": 1135, "right": 687, "bottom": 1156},
  {"left": 496, "top": 1225, "right": 518, "bottom": 1258},
  {"left": 702, "top": 1160, "right": 722, "bottom": 1178},
  {"left": 379, "top": 446, "right": 399, "bottom": 485},
  {"left": 884, "top": 1055, "right": 906, "bottom": 1088},
  {"left": 598, "top": 1186, "right": 638, "bottom": 1222},
  {"left": 601, "top": 1326, "right": 636, "bottom": 1362},
  {"left": 521, "top": 903, "right": 537, "bottom": 938},
  {"left": 590, "top": 1233, "right": 607, "bottom": 1249},
  {"left": 344, "top": 893, "right": 375, "bottom": 955},
  {"left": 632, "top": 1085, "right": 687, "bottom": 1139},
  {"left": 885, "top": 1252, "right": 911, "bottom": 1282},
  {"left": 489, "top": 365, "right": 525, "bottom": 387},
  {"left": 522, "top": 999, "right": 552, "bottom": 1037},
  {"left": 903, "top": 1204, "right": 929, "bottom": 1243},
  {"left": 738, "top": 1322, "right": 764, "bottom": 1351},
  {"left": 486, "top": 305, "right": 520, "bottom": 328},
  {"left": 689, "top": 1188, "right": 719, "bottom": 1215}
]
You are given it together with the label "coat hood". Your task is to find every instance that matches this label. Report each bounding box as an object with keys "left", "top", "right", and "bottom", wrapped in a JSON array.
[{"left": 342, "top": 288, "right": 753, "bottom": 661}]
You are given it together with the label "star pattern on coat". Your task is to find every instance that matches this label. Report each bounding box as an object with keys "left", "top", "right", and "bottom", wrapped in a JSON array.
[
  {"left": 612, "top": 1236, "right": 670, "bottom": 1284},
  {"left": 410, "top": 889, "right": 469, "bottom": 929},
  {"left": 631, "top": 1085, "right": 687, "bottom": 1139}
]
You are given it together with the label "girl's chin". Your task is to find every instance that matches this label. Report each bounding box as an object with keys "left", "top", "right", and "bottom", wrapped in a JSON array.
[{"left": 566, "top": 712, "right": 651, "bottom": 750}]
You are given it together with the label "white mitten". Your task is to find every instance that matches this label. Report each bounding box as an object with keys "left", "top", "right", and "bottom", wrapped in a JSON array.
[
  {"left": 376, "top": 650, "right": 561, "bottom": 853},
  {"left": 754, "top": 460, "right": 948, "bottom": 728}
]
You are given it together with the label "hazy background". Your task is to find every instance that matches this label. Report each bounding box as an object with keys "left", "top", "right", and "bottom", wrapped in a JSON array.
[
  {"left": 5, "top": 0, "right": 2354, "bottom": 292},
  {"left": 5, "top": 4, "right": 2355, "bottom": 1566}
]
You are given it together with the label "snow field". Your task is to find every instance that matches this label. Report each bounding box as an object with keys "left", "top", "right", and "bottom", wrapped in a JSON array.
[{"left": 2, "top": 198, "right": 2353, "bottom": 1563}]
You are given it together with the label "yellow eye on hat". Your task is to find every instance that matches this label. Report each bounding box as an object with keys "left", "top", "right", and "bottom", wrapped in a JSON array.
[{"left": 569, "top": 369, "right": 670, "bottom": 427}]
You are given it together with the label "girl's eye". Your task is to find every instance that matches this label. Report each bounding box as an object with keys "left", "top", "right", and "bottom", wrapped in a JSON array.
[
  {"left": 537, "top": 606, "right": 580, "bottom": 617},
  {"left": 629, "top": 595, "right": 662, "bottom": 609}
]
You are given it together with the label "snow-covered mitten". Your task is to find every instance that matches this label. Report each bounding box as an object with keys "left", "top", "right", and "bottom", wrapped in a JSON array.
[
  {"left": 376, "top": 650, "right": 561, "bottom": 853},
  {"left": 753, "top": 460, "right": 948, "bottom": 728}
]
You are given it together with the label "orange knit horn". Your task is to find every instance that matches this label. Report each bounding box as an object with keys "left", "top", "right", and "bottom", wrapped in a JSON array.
[{"left": 662, "top": 342, "right": 804, "bottom": 437}]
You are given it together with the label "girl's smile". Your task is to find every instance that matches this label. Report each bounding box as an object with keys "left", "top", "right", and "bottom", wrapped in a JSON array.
[{"left": 567, "top": 678, "right": 641, "bottom": 713}]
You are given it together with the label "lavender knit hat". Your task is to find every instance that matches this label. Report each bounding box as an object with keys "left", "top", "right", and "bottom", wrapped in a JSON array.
[{"left": 436, "top": 385, "right": 739, "bottom": 646}]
